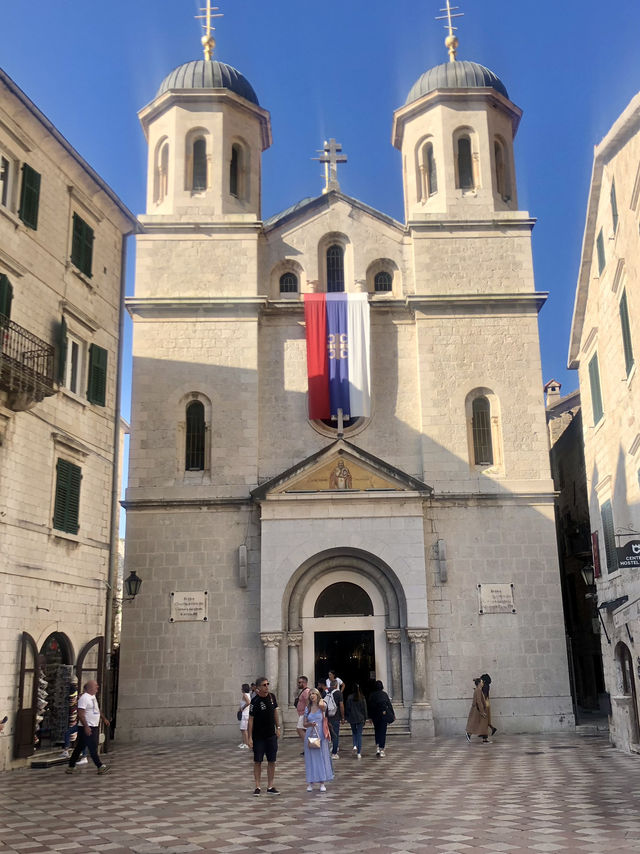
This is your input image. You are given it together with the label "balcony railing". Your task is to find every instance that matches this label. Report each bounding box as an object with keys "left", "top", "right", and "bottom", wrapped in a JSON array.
[{"left": 0, "top": 314, "right": 55, "bottom": 406}]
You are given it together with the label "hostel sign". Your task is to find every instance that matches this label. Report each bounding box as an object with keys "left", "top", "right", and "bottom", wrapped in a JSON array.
[{"left": 616, "top": 540, "right": 640, "bottom": 569}]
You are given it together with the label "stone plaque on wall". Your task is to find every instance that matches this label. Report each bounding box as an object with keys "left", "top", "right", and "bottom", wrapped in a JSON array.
[
  {"left": 478, "top": 583, "right": 516, "bottom": 614},
  {"left": 170, "top": 591, "right": 208, "bottom": 622}
]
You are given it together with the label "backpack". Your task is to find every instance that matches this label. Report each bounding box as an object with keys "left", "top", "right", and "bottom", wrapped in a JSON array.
[{"left": 325, "top": 689, "right": 338, "bottom": 717}]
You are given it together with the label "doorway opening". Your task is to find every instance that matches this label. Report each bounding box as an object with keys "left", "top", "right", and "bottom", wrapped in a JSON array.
[
  {"left": 314, "top": 630, "right": 376, "bottom": 697},
  {"left": 37, "top": 632, "right": 73, "bottom": 752}
]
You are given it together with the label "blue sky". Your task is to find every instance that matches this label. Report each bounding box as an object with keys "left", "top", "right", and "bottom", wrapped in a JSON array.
[{"left": 3, "top": 0, "right": 640, "bottom": 416}]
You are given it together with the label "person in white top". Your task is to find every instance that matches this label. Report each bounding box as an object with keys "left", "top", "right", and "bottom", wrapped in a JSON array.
[
  {"left": 325, "top": 671, "right": 345, "bottom": 693},
  {"left": 65, "top": 680, "right": 110, "bottom": 774}
]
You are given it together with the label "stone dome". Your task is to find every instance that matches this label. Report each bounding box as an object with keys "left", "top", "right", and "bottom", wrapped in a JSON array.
[
  {"left": 405, "top": 60, "right": 508, "bottom": 105},
  {"left": 156, "top": 59, "right": 259, "bottom": 106}
]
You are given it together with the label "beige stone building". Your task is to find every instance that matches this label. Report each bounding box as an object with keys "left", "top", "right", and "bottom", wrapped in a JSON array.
[
  {"left": 0, "top": 69, "right": 136, "bottom": 770},
  {"left": 119, "top": 44, "right": 573, "bottom": 742},
  {"left": 569, "top": 92, "right": 640, "bottom": 753}
]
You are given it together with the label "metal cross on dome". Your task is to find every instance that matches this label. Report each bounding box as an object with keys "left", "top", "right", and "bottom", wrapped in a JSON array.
[
  {"left": 313, "top": 139, "right": 348, "bottom": 194},
  {"left": 435, "top": 0, "right": 464, "bottom": 62},
  {"left": 196, "top": 0, "right": 223, "bottom": 61}
]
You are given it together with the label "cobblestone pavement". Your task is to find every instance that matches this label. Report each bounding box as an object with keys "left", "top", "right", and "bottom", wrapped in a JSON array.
[{"left": 1, "top": 733, "right": 639, "bottom": 854}]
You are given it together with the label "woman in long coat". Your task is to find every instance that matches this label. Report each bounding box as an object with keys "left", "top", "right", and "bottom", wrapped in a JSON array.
[{"left": 465, "top": 677, "right": 490, "bottom": 742}]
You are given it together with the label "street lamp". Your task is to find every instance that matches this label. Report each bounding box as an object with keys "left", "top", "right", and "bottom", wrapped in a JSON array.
[
  {"left": 124, "top": 570, "right": 143, "bottom": 601},
  {"left": 580, "top": 564, "right": 595, "bottom": 593}
]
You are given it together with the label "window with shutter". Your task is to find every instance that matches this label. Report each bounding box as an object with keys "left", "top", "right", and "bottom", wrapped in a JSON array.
[
  {"left": 596, "top": 229, "right": 606, "bottom": 275},
  {"left": 0, "top": 273, "right": 13, "bottom": 319},
  {"left": 588, "top": 352, "right": 604, "bottom": 424},
  {"left": 619, "top": 289, "right": 634, "bottom": 376},
  {"left": 18, "top": 164, "right": 41, "bottom": 230},
  {"left": 472, "top": 396, "right": 494, "bottom": 465},
  {"left": 56, "top": 317, "right": 68, "bottom": 386},
  {"left": 600, "top": 500, "right": 618, "bottom": 574},
  {"left": 87, "top": 343, "right": 107, "bottom": 406},
  {"left": 611, "top": 179, "right": 619, "bottom": 233},
  {"left": 71, "top": 213, "right": 94, "bottom": 277},
  {"left": 53, "top": 458, "right": 82, "bottom": 534}
]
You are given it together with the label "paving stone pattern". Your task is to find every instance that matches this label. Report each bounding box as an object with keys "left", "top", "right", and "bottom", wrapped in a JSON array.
[{"left": 0, "top": 734, "right": 639, "bottom": 853}]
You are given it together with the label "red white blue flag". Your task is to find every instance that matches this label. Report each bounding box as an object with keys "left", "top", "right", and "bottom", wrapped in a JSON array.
[{"left": 304, "top": 293, "right": 371, "bottom": 420}]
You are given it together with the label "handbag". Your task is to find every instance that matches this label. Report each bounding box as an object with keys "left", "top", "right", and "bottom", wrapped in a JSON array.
[
  {"left": 237, "top": 709, "right": 242, "bottom": 721},
  {"left": 307, "top": 725, "right": 321, "bottom": 749}
]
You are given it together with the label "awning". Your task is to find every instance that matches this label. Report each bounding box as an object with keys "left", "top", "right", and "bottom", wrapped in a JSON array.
[
  {"left": 613, "top": 594, "right": 640, "bottom": 628},
  {"left": 599, "top": 595, "right": 629, "bottom": 612}
]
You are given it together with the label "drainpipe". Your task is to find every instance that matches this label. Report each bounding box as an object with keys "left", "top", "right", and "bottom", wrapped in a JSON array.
[{"left": 103, "top": 230, "right": 131, "bottom": 751}]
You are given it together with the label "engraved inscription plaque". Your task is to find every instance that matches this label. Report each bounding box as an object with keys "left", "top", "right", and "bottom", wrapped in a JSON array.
[
  {"left": 170, "top": 591, "right": 208, "bottom": 622},
  {"left": 478, "top": 583, "right": 516, "bottom": 614}
]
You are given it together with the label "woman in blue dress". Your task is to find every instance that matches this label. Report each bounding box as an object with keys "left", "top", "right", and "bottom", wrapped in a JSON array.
[{"left": 303, "top": 688, "right": 334, "bottom": 792}]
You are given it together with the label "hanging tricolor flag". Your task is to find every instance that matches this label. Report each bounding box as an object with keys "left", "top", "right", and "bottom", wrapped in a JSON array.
[{"left": 304, "top": 292, "right": 371, "bottom": 420}]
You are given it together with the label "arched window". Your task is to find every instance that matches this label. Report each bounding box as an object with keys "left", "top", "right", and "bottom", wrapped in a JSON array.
[
  {"left": 279, "top": 272, "right": 298, "bottom": 294},
  {"left": 314, "top": 582, "right": 374, "bottom": 617},
  {"left": 230, "top": 144, "right": 241, "bottom": 197},
  {"left": 192, "top": 138, "right": 207, "bottom": 192},
  {"left": 472, "top": 396, "right": 493, "bottom": 465},
  {"left": 494, "top": 139, "right": 510, "bottom": 200},
  {"left": 457, "top": 135, "right": 474, "bottom": 190},
  {"left": 425, "top": 142, "right": 437, "bottom": 197},
  {"left": 185, "top": 401, "right": 205, "bottom": 471},
  {"left": 374, "top": 271, "right": 392, "bottom": 292},
  {"left": 326, "top": 244, "right": 344, "bottom": 292},
  {"left": 154, "top": 140, "right": 169, "bottom": 204}
]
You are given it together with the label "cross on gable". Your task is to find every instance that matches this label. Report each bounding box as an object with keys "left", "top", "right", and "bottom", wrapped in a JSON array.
[{"left": 313, "top": 138, "right": 348, "bottom": 194}]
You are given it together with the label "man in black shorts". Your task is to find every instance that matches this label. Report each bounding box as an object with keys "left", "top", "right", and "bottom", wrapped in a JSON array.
[{"left": 247, "top": 676, "right": 281, "bottom": 795}]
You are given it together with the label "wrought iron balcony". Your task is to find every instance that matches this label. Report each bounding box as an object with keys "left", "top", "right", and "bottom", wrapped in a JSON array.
[{"left": 0, "top": 314, "right": 55, "bottom": 409}]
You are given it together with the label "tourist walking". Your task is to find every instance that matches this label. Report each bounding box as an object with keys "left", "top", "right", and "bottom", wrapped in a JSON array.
[
  {"left": 326, "top": 678, "right": 345, "bottom": 758},
  {"left": 465, "top": 676, "right": 490, "bottom": 743},
  {"left": 294, "top": 675, "right": 311, "bottom": 751},
  {"left": 64, "top": 680, "right": 110, "bottom": 774},
  {"left": 303, "top": 688, "right": 334, "bottom": 792},
  {"left": 247, "top": 677, "right": 281, "bottom": 795},
  {"left": 480, "top": 673, "right": 497, "bottom": 736},
  {"left": 238, "top": 683, "right": 251, "bottom": 749},
  {"left": 345, "top": 682, "right": 367, "bottom": 758},
  {"left": 368, "top": 680, "right": 395, "bottom": 758}
]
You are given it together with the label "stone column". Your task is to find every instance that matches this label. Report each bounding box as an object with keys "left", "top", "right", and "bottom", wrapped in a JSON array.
[
  {"left": 287, "top": 632, "right": 303, "bottom": 706},
  {"left": 260, "top": 632, "right": 283, "bottom": 692},
  {"left": 385, "top": 628, "right": 403, "bottom": 703},
  {"left": 407, "top": 628, "right": 434, "bottom": 738}
]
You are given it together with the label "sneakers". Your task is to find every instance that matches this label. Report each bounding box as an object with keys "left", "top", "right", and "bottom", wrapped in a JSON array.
[
  {"left": 266, "top": 787, "right": 280, "bottom": 795},
  {"left": 379, "top": 750, "right": 385, "bottom": 758},
  {"left": 59, "top": 749, "right": 70, "bottom": 759},
  {"left": 307, "top": 784, "right": 313, "bottom": 792},
  {"left": 253, "top": 787, "right": 261, "bottom": 796},
  {"left": 319, "top": 784, "right": 327, "bottom": 792},
  {"left": 352, "top": 745, "right": 358, "bottom": 752},
  {"left": 238, "top": 743, "right": 249, "bottom": 749},
  {"left": 64, "top": 766, "right": 76, "bottom": 774},
  {"left": 356, "top": 753, "right": 362, "bottom": 759},
  {"left": 76, "top": 757, "right": 88, "bottom": 765},
  {"left": 465, "top": 732, "right": 471, "bottom": 742},
  {"left": 97, "top": 765, "right": 110, "bottom": 774},
  {"left": 331, "top": 753, "right": 339, "bottom": 760},
  {"left": 376, "top": 746, "right": 381, "bottom": 756}
]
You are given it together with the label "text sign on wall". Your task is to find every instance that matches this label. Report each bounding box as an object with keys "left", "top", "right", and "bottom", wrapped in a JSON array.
[
  {"left": 478, "top": 583, "right": 516, "bottom": 614},
  {"left": 616, "top": 541, "right": 640, "bottom": 569},
  {"left": 170, "top": 591, "right": 208, "bottom": 622}
]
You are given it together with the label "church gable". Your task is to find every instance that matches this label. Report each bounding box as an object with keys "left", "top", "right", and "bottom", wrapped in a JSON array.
[{"left": 252, "top": 439, "right": 432, "bottom": 500}]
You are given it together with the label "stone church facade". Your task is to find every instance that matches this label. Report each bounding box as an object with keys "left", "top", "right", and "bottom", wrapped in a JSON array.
[{"left": 119, "top": 47, "right": 574, "bottom": 740}]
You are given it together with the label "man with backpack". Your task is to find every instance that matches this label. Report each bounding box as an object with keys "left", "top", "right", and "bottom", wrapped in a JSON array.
[{"left": 325, "top": 679, "right": 345, "bottom": 759}]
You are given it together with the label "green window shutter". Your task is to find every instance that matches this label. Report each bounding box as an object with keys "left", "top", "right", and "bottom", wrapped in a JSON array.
[
  {"left": 71, "top": 213, "right": 94, "bottom": 277},
  {"left": 87, "top": 343, "right": 107, "bottom": 406},
  {"left": 600, "top": 500, "right": 618, "bottom": 574},
  {"left": 18, "top": 164, "right": 41, "bottom": 230},
  {"left": 619, "top": 289, "right": 634, "bottom": 376},
  {"left": 53, "top": 458, "right": 82, "bottom": 535},
  {"left": 0, "top": 273, "right": 13, "bottom": 319},
  {"left": 596, "top": 229, "right": 606, "bottom": 275},
  {"left": 610, "top": 180, "right": 618, "bottom": 233},
  {"left": 56, "top": 316, "right": 68, "bottom": 386},
  {"left": 588, "top": 352, "right": 604, "bottom": 424}
]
